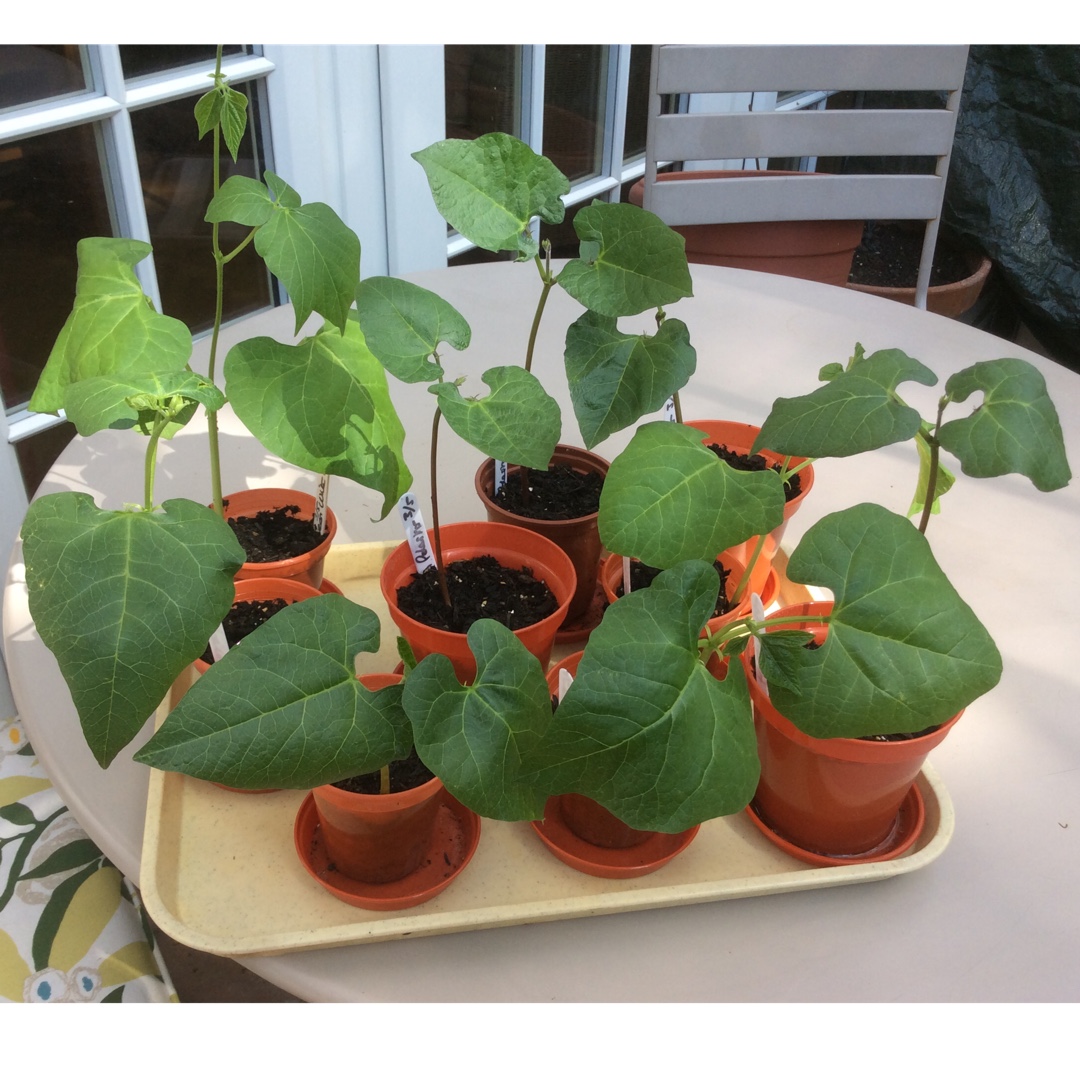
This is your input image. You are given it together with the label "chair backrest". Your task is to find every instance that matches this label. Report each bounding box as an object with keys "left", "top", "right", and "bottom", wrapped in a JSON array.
[{"left": 643, "top": 45, "right": 970, "bottom": 308}]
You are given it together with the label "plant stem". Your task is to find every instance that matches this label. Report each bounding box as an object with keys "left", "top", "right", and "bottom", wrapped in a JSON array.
[
  {"left": 143, "top": 416, "right": 170, "bottom": 511},
  {"left": 379, "top": 764, "right": 390, "bottom": 797},
  {"left": 429, "top": 407, "right": 452, "bottom": 608},
  {"left": 525, "top": 247, "right": 556, "bottom": 376},
  {"left": 917, "top": 397, "right": 949, "bottom": 535},
  {"left": 205, "top": 45, "right": 227, "bottom": 518},
  {"left": 672, "top": 390, "right": 683, "bottom": 424},
  {"left": 730, "top": 532, "right": 766, "bottom": 603}
]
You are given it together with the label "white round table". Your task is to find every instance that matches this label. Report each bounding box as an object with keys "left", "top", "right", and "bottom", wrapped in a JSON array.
[{"left": 6, "top": 262, "right": 1079, "bottom": 1001}]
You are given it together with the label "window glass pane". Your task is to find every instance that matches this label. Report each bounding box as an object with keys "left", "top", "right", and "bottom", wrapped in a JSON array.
[
  {"left": 16, "top": 422, "right": 76, "bottom": 499},
  {"left": 130, "top": 83, "right": 272, "bottom": 333},
  {"left": 445, "top": 45, "right": 520, "bottom": 140},
  {"left": 0, "top": 45, "right": 89, "bottom": 112},
  {"left": 543, "top": 45, "right": 605, "bottom": 183},
  {"left": 120, "top": 45, "right": 249, "bottom": 81},
  {"left": 622, "top": 45, "right": 652, "bottom": 163},
  {"left": 0, "top": 123, "right": 112, "bottom": 412}
]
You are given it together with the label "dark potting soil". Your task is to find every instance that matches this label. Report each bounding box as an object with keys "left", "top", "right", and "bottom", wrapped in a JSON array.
[
  {"left": 491, "top": 463, "right": 604, "bottom": 521},
  {"left": 225, "top": 502, "right": 324, "bottom": 563},
  {"left": 396, "top": 555, "right": 559, "bottom": 634},
  {"left": 199, "top": 597, "right": 287, "bottom": 665},
  {"left": 849, "top": 222, "right": 973, "bottom": 290},
  {"left": 331, "top": 747, "right": 436, "bottom": 795},
  {"left": 707, "top": 443, "right": 802, "bottom": 502},
  {"left": 616, "top": 558, "right": 734, "bottom": 619}
]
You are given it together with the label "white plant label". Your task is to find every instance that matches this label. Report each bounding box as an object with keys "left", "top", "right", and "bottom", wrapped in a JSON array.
[
  {"left": 313, "top": 474, "right": 330, "bottom": 535},
  {"left": 558, "top": 668, "right": 574, "bottom": 702},
  {"left": 493, "top": 459, "right": 508, "bottom": 494},
  {"left": 397, "top": 492, "right": 435, "bottom": 574},
  {"left": 622, "top": 556, "right": 632, "bottom": 596},
  {"left": 664, "top": 396, "right": 677, "bottom": 421},
  {"left": 208, "top": 624, "right": 230, "bottom": 663}
]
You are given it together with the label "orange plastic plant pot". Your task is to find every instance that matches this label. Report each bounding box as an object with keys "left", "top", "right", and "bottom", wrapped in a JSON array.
[
  {"left": 475, "top": 445, "right": 610, "bottom": 623},
  {"left": 685, "top": 418, "right": 814, "bottom": 597},
  {"left": 744, "top": 601, "right": 960, "bottom": 857},
  {"left": 380, "top": 520, "right": 575, "bottom": 684},
  {"left": 223, "top": 487, "right": 337, "bottom": 590},
  {"left": 309, "top": 673, "right": 446, "bottom": 885}
]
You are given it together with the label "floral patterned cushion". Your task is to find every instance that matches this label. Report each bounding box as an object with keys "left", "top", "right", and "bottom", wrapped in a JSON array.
[{"left": 0, "top": 715, "right": 176, "bottom": 1003}]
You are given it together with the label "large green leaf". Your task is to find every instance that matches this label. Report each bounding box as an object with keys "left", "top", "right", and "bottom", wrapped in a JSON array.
[
  {"left": 402, "top": 620, "right": 551, "bottom": 820},
  {"left": 762, "top": 502, "right": 1002, "bottom": 737},
  {"left": 754, "top": 347, "right": 938, "bottom": 458},
  {"left": 204, "top": 174, "right": 274, "bottom": 227},
  {"left": 252, "top": 171, "right": 360, "bottom": 334},
  {"left": 556, "top": 201, "right": 693, "bottom": 317},
  {"left": 412, "top": 133, "right": 569, "bottom": 258},
  {"left": 599, "top": 422, "right": 785, "bottom": 565},
  {"left": 135, "top": 596, "right": 412, "bottom": 789},
  {"left": 527, "top": 561, "right": 758, "bottom": 832},
  {"left": 355, "top": 276, "right": 471, "bottom": 384},
  {"left": 565, "top": 311, "right": 696, "bottom": 448},
  {"left": 21, "top": 494, "right": 245, "bottom": 767},
  {"left": 63, "top": 371, "right": 224, "bottom": 439},
  {"left": 937, "top": 357, "right": 1072, "bottom": 491},
  {"left": 429, "top": 366, "right": 560, "bottom": 469},
  {"left": 224, "top": 318, "right": 411, "bottom": 519},
  {"left": 29, "top": 238, "right": 192, "bottom": 415}
]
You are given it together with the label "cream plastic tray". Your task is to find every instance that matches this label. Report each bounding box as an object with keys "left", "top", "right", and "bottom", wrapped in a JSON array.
[{"left": 139, "top": 542, "right": 955, "bottom": 958}]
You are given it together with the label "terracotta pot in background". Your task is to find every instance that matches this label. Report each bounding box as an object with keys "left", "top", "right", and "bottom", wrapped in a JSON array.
[
  {"left": 600, "top": 549, "right": 757, "bottom": 636},
  {"left": 224, "top": 487, "right": 337, "bottom": 590},
  {"left": 475, "top": 445, "right": 609, "bottom": 623},
  {"left": 630, "top": 170, "right": 864, "bottom": 286},
  {"left": 379, "top": 520, "right": 576, "bottom": 684},
  {"left": 685, "top": 419, "right": 814, "bottom": 597},
  {"left": 745, "top": 601, "right": 959, "bottom": 859}
]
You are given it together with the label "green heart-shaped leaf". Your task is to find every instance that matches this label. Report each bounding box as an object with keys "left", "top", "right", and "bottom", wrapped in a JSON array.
[
  {"left": 224, "top": 318, "right": 411, "bottom": 519},
  {"left": 21, "top": 494, "right": 245, "bottom": 766},
  {"left": 557, "top": 201, "right": 693, "bottom": 317},
  {"left": 29, "top": 238, "right": 192, "bottom": 415},
  {"left": 412, "top": 133, "right": 569, "bottom": 258},
  {"left": 135, "top": 595, "right": 411, "bottom": 789},
  {"left": 402, "top": 620, "right": 551, "bottom": 820},
  {"left": 762, "top": 502, "right": 1002, "bottom": 737},
  {"left": 527, "top": 561, "right": 759, "bottom": 832},
  {"left": 754, "top": 347, "right": 938, "bottom": 458},
  {"left": 63, "top": 371, "right": 225, "bottom": 438},
  {"left": 205, "top": 174, "right": 274, "bottom": 227},
  {"left": 195, "top": 84, "right": 248, "bottom": 160},
  {"left": 599, "top": 422, "right": 785, "bottom": 565},
  {"left": 938, "top": 357, "right": 1072, "bottom": 491},
  {"left": 565, "top": 311, "right": 696, "bottom": 448},
  {"left": 355, "top": 276, "right": 471, "bottom": 384},
  {"left": 254, "top": 171, "right": 360, "bottom": 334},
  {"left": 429, "top": 366, "right": 560, "bottom": 469}
]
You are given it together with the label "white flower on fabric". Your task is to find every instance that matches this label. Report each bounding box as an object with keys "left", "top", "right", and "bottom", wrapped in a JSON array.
[
  {"left": 0, "top": 717, "right": 30, "bottom": 765},
  {"left": 70, "top": 965, "right": 100, "bottom": 1001},
  {"left": 24, "top": 967, "right": 76, "bottom": 1002}
]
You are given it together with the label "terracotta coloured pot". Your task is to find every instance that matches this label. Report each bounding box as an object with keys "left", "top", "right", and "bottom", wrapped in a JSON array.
[
  {"left": 310, "top": 674, "right": 446, "bottom": 885},
  {"left": 224, "top": 487, "right": 337, "bottom": 590},
  {"left": 475, "top": 445, "right": 609, "bottom": 623},
  {"left": 685, "top": 419, "right": 814, "bottom": 598},
  {"left": 745, "top": 601, "right": 960, "bottom": 858},
  {"left": 545, "top": 653, "right": 656, "bottom": 849},
  {"left": 379, "top": 521, "right": 576, "bottom": 684},
  {"left": 629, "top": 170, "right": 864, "bottom": 286},
  {"left": 600, "top": 549, "right": 755, "bottom": 636}
]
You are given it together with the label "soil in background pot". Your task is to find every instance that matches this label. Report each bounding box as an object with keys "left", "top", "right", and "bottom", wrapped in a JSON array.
[
  {"left": 491, "top": 463, "right": 604, "bottom": 521},
  {"left": 616, "top": 558, "right": 734, "bottom": 619},
  {"left": 198, "top": 597, "right": 287, "bottom": 665},
  {"left": 396, "top": 555, "right": 559, "bottom": 634},
  {"left": 708, "top": 443, "right": 802, "bottom": 502},
  {"left": 849, "top": 222, "right": 972, "bottom": 289},
  {"left": 225, "top": 501, "right": 325, "bottom": 562},
  {"left": 332, "top": 747, "right": 436, "bottom": 795}
]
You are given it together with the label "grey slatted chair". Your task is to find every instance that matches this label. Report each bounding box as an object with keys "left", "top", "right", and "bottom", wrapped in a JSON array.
[{"left": 642, "top": 44, "right": 971, "bottom": 308}]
